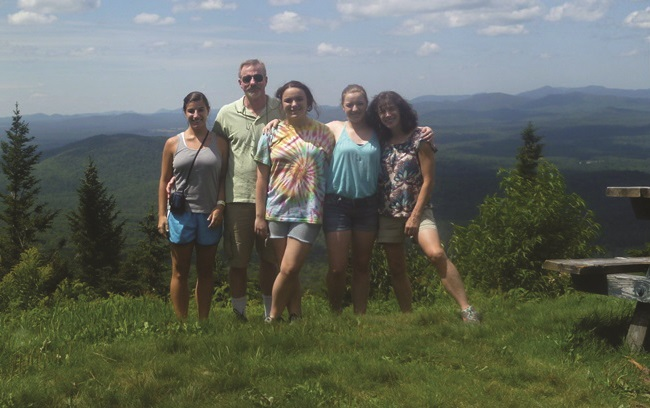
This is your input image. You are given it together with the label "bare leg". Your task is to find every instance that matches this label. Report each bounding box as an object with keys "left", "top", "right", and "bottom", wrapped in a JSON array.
[
  {"left": 170, "top": 243, "right": 195, "bottom": 320},
  {"left": 195, "top": 243, "right": 217, "bottom": 320},
  {"left": 270, "top": 237, "right": 311, "bottom": 319},
  {"left": 417, "top": 229, "right": 470, "bottom": 310},
  {"left": 350, "top": 229, "right": 376, "bottom": 314},
  {"left": 383, "top": 243, "right": 412, "bottom": 312},
  {"left": 229, "top": 266, "right": 247, "bottom": 298},
  {"left": 326, "top": 230, "right": 352, "bottom": 313}
]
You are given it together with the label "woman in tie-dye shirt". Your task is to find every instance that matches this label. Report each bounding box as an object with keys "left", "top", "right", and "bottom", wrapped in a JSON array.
[{"left": 254, "top": 80, "right": 335, "bottom": 322}]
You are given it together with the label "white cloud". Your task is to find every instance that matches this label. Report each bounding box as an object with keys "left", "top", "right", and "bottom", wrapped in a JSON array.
[
  {"left": 270, "top": 0, "right": 302, "bottom": 5},
  {"left": 133, "top": 13, "right": 175, "bottom": 25},
  {"left": 393, "top": 18, "right": 427, "bottom": 35},
  {"left": 338, "top": 0, "right": 543, "bottom": 33},
  {"left": 70, "top": 46, "right": 96, "bottom": 57},
  {"left": 416, "top": 41, "right": 440, "bottom": 57},
  {"left": 478, "top": 24, "right": 527, "bottom": 36},
  {"left": 7, "top": 10, "right": 57, "bottom": 24},
  {"left": 546, "top": 0, "right": 610, "bottom": 22},
  {"left": 316, "top": 42, "right": 352, "bottom": 56},
  {"left": 625, "top": 7, "right": 650, "bottom": 29},
  {"left": 269, "top": 11, "right": 307, "bottom": 33},
  {"left": 173, "top": 0, "right": 237, "bottom": 12},
  {"left": 620, "top": 49, "right": 639, "bottom": 57},
  {"left": 17, "top": 0, "right": 101, "bottom": 14},
  {"left": 337, "top": 0, "right": 471, "bottom": 18}
]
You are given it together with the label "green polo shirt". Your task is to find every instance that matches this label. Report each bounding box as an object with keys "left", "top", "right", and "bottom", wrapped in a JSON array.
[{"left": 212, "top": 96, "right": 282, "bottom": 203}]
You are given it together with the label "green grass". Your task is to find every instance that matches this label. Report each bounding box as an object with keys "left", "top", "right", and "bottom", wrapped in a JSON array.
[{"left": 1, "top": 293, "right": 649, "bottom": 407}]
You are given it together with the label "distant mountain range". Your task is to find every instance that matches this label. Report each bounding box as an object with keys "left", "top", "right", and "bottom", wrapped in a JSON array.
[
  {"left": 2, "top": 85, "right": 650, "bottom": 255},
  {"left": 1, "top": 86, "right": 649, "bottom": 151}
]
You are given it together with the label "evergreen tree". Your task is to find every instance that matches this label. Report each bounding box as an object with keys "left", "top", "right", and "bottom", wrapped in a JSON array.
[
  {"left": 68, "top": 158, "right": 125, "bottom": 294},
  {"left": 448, "top": 123, "right": 601, "bottom": 296},
  {"left": 117, "top": 207, "right": 169, "bottom": 296},
  {"left": 0, "top": 103, "right": 57, "bottom": 277},
  {"left": 516, "top": 122, "right": 544, "bottom": 179}
]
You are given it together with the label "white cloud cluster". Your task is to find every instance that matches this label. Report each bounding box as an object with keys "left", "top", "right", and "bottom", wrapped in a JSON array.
[
  {"left": 172, "top": 0, "right": 237, "bottom": 12},
  {"left": 338, "top": 0, "right": 541, "bottom": 36},
  {"left": 18, "top": 0, "right": 100, "bottom": 13},
  {"left": 478, "top": 24, "right": 528, "bottom": 36},
  {"left": 7, "top": 9, "right": 57, "bottom": 24},
  {"left": 545, "top": 0, "right": 610, "bottom": 22},
  {"left": 8, "top": 0, "right": 100, "bottom": 25},
  {"left": 269, "top": 0, "right": 302, "bottom": 5},
  {"left": 133, "top": 13, "right": 175, "bottom": 25},
  {"left": 270, "top": 11, "right": 307, "bottom": 33},
  {"left": 416, "top": 41, "right": 440, "bottom": 57},
  {"left": 316, "top": 42, "right": 352, "bottom": 56},
  {"left": 625, "top": 7, "right": 650, "bottom": 29}
]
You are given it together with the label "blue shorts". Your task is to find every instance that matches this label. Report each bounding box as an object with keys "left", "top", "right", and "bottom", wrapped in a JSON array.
[
  {"left": 268, "top": 221, "right": 321, "bottom": 244},
  {"left": 168, "top": 211, "right": 223, "bottom": 246},
  {"left": 323, "top": 194, "right": 379, "bottom": 233}
]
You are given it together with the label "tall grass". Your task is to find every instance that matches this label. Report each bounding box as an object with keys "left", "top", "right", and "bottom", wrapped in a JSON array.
[{"left": 1, "top": 293, "right": 649, "bottom": 407}]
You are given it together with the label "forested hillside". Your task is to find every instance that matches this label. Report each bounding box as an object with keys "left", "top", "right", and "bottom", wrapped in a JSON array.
[{"left": 7, "top": 87, "right": 650, "bottom": 256}]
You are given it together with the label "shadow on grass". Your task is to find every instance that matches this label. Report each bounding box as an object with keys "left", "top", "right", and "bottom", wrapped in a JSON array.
[{"left": 570, "top": 311, "right": 635, "bottom": 349}]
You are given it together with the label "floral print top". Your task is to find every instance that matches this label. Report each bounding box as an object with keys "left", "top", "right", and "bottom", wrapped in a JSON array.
[
  {"left": 378, "top": 128, "right": 435, "bottom": 217},
  {"left": 254, "top": 118, "right": 335, "bottom": 224}
]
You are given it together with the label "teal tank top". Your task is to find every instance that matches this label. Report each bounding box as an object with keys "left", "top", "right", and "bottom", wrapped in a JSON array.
[{"left": 326, "top": 125, "right": 381, "bottom": 199}]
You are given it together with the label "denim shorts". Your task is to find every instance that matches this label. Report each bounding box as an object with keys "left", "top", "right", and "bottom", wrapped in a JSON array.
[
  {"left": 268, "top": 221, "right": 321, "bottom": 244},
  {"left": 322, "top": 194, "right": 379, "bottom": 233},
  {"left": 168, "top": 211, "right": 223, "bottom": 246}
]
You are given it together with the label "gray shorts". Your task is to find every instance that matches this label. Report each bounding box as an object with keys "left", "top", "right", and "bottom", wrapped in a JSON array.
[
  {"left": 376, "top": 208, "right": 437, "bottom": 244},
  {"left": 268, "top": 221, "right": 321, "bottom": 244}
]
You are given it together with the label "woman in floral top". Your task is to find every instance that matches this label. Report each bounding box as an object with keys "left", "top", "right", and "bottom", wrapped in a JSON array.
[
  {"left": 254, "top": 80, "right": 335, "bottom": 322},
  {"left": 368, "top": 91, "right": 479, "bottom": 323}
]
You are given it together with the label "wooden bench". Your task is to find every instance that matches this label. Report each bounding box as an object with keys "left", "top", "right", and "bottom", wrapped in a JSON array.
[{"left": 543, "top": 257, "right": 650, "bottom": 351}]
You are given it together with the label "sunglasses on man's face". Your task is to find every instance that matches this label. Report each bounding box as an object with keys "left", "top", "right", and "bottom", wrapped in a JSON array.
[{"left": 241, "top": 74, "right": 265, "bottom": 84}]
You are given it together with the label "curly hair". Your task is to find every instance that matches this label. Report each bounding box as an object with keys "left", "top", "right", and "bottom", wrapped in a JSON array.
[{"left": 367, "top": 91, "right": 418, "bottom": 141}]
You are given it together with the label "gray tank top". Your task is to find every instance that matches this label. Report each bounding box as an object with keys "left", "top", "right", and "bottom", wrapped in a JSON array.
[{"left": 172, "top": 132, "right": 222, "bottom": 213}]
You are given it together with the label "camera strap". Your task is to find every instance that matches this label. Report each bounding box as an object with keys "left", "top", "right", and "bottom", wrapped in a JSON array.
[{"left": 178, "top": 130, "right": 209, "bottom": 194}]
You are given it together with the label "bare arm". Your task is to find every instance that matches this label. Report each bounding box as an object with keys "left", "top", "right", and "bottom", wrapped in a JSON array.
[
  {"left": 404, "top": 142, "right": 436, "bottom": 237},
  {"left": 157, "top": 137, "right": 177, "bottom": 236},
  {"left": 208, "top": 135, "right": 229, "bottom": 228},
  {"left": 254, "top": 164, "right": 271, "bottom": 238}
]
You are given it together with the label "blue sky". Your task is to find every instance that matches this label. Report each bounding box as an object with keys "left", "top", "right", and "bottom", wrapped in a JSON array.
[{"left": 1, "top": 0, "right": 649, "bottom": 115}]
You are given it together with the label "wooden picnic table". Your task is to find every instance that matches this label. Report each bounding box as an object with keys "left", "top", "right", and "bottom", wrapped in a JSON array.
[{"left": 544, "top": 186, "right": 650, "bottom": 352}]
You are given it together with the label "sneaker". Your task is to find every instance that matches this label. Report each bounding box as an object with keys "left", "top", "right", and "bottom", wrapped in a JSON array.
[
  {"left": 461, "top": 306, "right": 481, "bottom": 324},
  {"left": 289, "top": 313, "right": 301, "bottom": 324},
  {"left": 233, "top": 309, "right": 248, "bottom": 322},
  {"left": 264, "top": 316, "right": 282, "bottom": 324}
]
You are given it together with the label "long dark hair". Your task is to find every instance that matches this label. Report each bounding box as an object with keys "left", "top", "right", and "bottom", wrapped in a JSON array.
[
  {"left": 275, "top": 80, "right": 320, "bottom": 117},
  {"left": 182, "top": 91, "right": 210, "bottom": 112},
  {"left": 367, "top": 91, "right": 418, "bottom": 140}
]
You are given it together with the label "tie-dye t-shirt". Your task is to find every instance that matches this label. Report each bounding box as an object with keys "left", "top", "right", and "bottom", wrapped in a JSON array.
[{"left": 254, "top": 118, "right": 335, "bottom": 224}]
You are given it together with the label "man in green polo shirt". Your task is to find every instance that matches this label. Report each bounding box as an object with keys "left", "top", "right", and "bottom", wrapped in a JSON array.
[{"left": 212, "top": 59, "right": 282, "bottom": 320}]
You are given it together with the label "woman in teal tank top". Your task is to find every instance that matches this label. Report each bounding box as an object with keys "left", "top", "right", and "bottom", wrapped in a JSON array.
[{"left": 324, "top": 85, "right": 434, "bottom": 315}]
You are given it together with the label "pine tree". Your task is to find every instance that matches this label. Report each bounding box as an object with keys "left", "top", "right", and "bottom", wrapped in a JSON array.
[
  {"left": 516, "top": 122, "right": 544, "bottom": 179},
  {"left": 68, "top": 158, "right": 125, "bottom": 294},
  {"left": 448, "top": 123, "right": 601, "bottom": 295},
  {"left": 0, "top": 103, "right": 57, "bottom": 277},
  {"left": 117, "top": 207, "right": 169, "bottom": 296}
]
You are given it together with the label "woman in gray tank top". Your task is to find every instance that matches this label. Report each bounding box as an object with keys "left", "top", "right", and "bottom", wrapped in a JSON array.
[{"left": 158, "top": 91, "right": 229, "bottom": 321}]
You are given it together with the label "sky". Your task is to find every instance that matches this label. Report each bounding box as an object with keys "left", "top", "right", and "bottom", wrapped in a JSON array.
[{"left": 1, "top": 0, "right": 649, "bottom": 115}]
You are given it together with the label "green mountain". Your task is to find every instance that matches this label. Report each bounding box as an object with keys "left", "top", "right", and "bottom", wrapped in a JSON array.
[{"left": 16, "top": 87, "right": 650, "bottom": 256}]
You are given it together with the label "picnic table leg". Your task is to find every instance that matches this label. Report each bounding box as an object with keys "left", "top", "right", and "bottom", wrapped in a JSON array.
[{"left": 626, "top": 301, "right": 650, "bottom": 352}]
